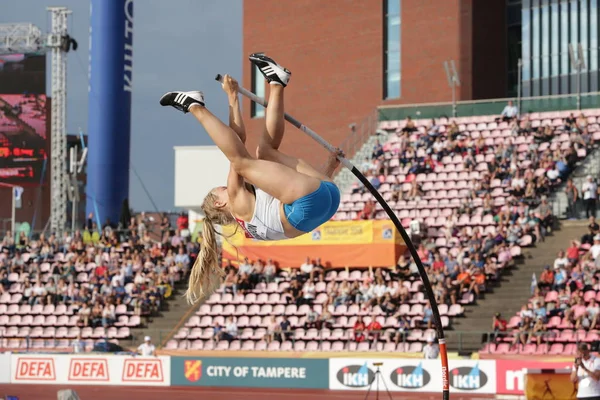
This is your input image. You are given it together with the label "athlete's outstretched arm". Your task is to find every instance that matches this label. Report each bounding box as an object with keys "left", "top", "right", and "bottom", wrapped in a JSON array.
[{"left": 223, "top": 75, "right": 246, "bottom": 143}]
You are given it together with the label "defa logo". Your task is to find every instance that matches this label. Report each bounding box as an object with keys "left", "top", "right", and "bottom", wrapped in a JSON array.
[
  {"left": 337, "top": 364, "right": 374, "bottom": 388},
  {"left": 390, "top": 363, "right": 431, "bottom": 389},
  {"left": 450, "top": 364, "right": 488, "bottom": 391}
]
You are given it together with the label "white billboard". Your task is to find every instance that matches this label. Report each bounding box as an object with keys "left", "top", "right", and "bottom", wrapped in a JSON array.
[
  {"left": 174, "top": 146, "right": 230, "bottom": 211},
  {"left": 328, "top": 358, "right": 496, "bottom": 394}
]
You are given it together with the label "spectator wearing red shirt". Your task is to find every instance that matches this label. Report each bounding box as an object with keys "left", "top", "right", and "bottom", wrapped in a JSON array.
[
  {"left": 537, "top": 265, "right": 554, "bottom": 292},
  {"left": 491, "top": 312, "right": 508, "bottom": 342},
  {"left": 357, "top": 200, "right": 376, "bottom": 220},
  {"left": 566, "top": 240, "right": 580, "bottom": 264},
  {"left": 94, "top": 264, "right": 107, "bottom": 278},
  {"left": 367, "top": 315, "right": 382, "bottom": 344},
  {"left": 353, "top": 316, "right": 366, "bottom": 343},
  {"left": 177, "top": 213, "right": 189, "bottom": 231},
  {"left": 432, "top": 254, "right": 445, "bottom": 272}
]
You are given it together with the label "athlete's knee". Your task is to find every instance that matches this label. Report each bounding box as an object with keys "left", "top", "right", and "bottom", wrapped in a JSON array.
[
  {"left": 256, "top": 142, "right": 275, "bottom": 161},
  {"left": 231, "top": 155, "right": 253, "bottom": 173}
]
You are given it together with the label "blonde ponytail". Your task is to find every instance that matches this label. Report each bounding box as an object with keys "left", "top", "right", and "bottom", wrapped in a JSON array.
[{"left": 186, "top": 191, "right": 236, "bottom": 305}]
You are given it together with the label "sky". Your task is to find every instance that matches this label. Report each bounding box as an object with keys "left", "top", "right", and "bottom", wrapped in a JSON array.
[{"left": 0, "top": 0, "right": 242, "bottom": 212}]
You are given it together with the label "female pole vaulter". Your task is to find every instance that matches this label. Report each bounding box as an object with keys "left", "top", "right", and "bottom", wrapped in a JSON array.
[{"left": 160, "top": 54, "right": 343, "bottom": 304}]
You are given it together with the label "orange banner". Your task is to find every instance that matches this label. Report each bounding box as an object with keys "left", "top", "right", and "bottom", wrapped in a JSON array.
[
  {"left": 220, "top": 220, "right": 405, "bottom": 267},
  {"left": 525, "top": 370, "right": 576, "bottom": 400}
]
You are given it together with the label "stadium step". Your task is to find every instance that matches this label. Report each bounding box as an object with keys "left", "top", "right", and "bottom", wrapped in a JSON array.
[
  {"left": 445, "top": 220, "right": 586, "bottom": 353},
  {"left": 126, "top": 281, "right": 200, "bottom": 350}
]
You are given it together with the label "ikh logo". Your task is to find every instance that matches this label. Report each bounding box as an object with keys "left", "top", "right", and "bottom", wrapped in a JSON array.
[
  {"left": 311, "top": 230, "right": 322, "bottom": 241},
  {"left": 337, "top": 363, "right": 374, "bottom": 388},
  {"left": 450, "top": 364, "right": 488, "bottom": 391},
  {"left": 390, "top": 363, "right": 431, "bottom": 389},
  {"left": 68, "top": 358, "right": 109, "bottom": 381},
  {"left": 184, "top": 360, "right": 202, "bottom": 383}
]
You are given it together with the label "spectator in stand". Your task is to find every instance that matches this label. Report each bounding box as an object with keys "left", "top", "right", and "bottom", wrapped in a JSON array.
[
  {"left": 357, "top": 199, "right": 376, "bottom": 220},
  {"left": 300, "top": 279, "right": 316, "bottom": 306},
  {"left": 372, "top": 140, "right": 384, "bottom": 159},
  {"left": 498, "top": 100, "right": 519, "bottom": 123},
  {"left": 283, "top": 279, "right": 301, "bottom": 305},
  {"left": 212, "top": 321, "right": 223, "bottom": 342},
  {"left": 528, "top": 317, "right": 547, "bottom": 345},
  {"left": 250, "top": 259, "right": 264, "bottom": 286},
  {"left": 401, "top": 116, "right": 417, "bottom": 133},
  {"left": 299, "top": 257, "right": 314, "bottom": 281},
  {"left": 388, "top": 315, "right": 410, "bottom": 345},
  {"left": 216, "top": 316, "right": 238, "bottom": 343},
  {"left": 585, "top": 299, "right": 600, "bottom": 330},
  {"left": 491, "top": 312, "right": 508, "bottom": 343},
  {"left": 176, "top": 212, "right": 189, "bottom": 233},
  {"left": 353, "top": 316, "right": 366, "bottom": 342},
  {"left": 223, "top": 269, "right": 238, "bottom": 295},
  {"left": 312, "top": 258, "right": 325, "bottom": 282},
  {"left": 554, "top": 250, "right": 570, "bottom": 270},
  {"left": 318, "top": 306, "right": 334, "bottom": 330},
  {"left": 582, "top": 226, "right": 596, "bottom": 246},
  {"left": 590, "top": 216, "right": 600, "bottom": 233},
  {"left": 72, "top": 333, "right": 84, "bottom": 354},
  {"left": 566, "top": 298, "right": 589, "bottom": 329},
  {"left": 366, "top": 315, "right": 382, "bottom": 345},
  {"left": 537, "top": 266, "right": 554, "bottom": 292},
  {"left": 423, "top": 337, "right": 440, "bottom": 359},
  {"left": 263, "top": 259, "right": 278, "bottom": 283},
  {"left": 304, "top": 305, "right": 320, "bottom": 329},
  {"left": 420, "top": 303, "right": 434, "bottom": 329},
  {"left": 590, "top": 236, "right": 600, "bottom": 260},
  {"left": 264, "top": 315, "right": 280, "bottom": 344},
  {"left": 137, "top": 336, "right": 156, "bottom": 356},
  {"left": 567, "top": 240, "right": 581, "bottom": 264},
  {"left": 582, "top": 176, "right": 599, "bottom": 218},
  {"left": 279, "top": 315, "right": 292, "bottom": 341},
  {"left": 512, "top": 314, "right": 534, "bottom": 348}
]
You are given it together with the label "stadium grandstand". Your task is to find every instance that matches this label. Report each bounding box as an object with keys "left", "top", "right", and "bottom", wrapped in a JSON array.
[{"left": 3, "top": 104, "right": 600, "bottom": 357}]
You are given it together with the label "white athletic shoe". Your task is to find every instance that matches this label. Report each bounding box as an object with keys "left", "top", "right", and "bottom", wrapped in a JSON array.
[
  {"left": 159, "top": 90, "right": 205, "bottom": 113},
  {"left": 249, "top": 53, "right": 291, "bottom": 87}
]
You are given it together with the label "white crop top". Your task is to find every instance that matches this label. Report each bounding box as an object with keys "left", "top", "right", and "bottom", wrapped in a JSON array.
[{"left": 235, "top": 187, "right": 289, "bottom": 241}]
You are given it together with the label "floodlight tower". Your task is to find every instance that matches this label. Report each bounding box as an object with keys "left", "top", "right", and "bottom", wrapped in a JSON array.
[
  {"left": 0, "top": 8, "right": 74, "bottom": 236},
  {"left": 46, "top": 7, "right": 72, "bottom": 235}
]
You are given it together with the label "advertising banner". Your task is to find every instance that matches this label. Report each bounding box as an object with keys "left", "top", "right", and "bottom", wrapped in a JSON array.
[
  {"left": 0, "top": 353, "right": 11, "bottom": 383},
  {"left": 221, "top": 220, "right": 405, "bottom": 267},
  {"left": 328, "top": 358, "right": 496, "bottom": 394},
  {"left": 171, "top": 357, "right": 328, "bottom": 389},
  {"left": 525, "top": 369, "right": 576, "bottom": 400},
  {"left": 86, "top": 0, "right": 134, "bottom": 224},
  {"left": 495, "top": 359, "right": 574, "bottom": 395},
  {"left": 10, "top": 354, "right": 170, "bottom": 386}
]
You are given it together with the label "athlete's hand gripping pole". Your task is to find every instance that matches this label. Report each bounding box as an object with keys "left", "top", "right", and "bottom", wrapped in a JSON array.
[{"left": 215, "top": 73, "right": 450, "bottom": 400}]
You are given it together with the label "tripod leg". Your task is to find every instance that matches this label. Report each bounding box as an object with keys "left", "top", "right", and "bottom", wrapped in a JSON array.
[
  {"left": 378, "top": 369, "right": 394, "bottom": 400},
  {"left": 363, "top": 370, "right": 377, "bottom": 400}
]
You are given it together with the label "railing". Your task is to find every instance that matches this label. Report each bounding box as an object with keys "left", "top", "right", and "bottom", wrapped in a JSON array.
[
  {"left": 1, "top": 328, "right": 587, "bottom": 355},
  {"left": 378, "top": 91, "right": 600, "bottom": 121}
]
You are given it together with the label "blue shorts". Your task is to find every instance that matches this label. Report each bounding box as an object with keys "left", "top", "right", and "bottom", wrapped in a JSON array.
[{"left": 283, "top": 181, "right": 341, "bottom": 232}]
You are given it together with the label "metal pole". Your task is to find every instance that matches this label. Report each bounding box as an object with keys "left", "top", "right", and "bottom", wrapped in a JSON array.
[
  {"left": 577, "top": 66, "right": 582, "bottom": 110},
  {"left": 517, "top": 58, "right": 522, "bottom": 116},
  {"left": 71, "top": 190, "right": 77, "bottom": 233},
  {"left": 11, "top": 187, "right": 15, "bottom": 238},
  {"left": 452, "top": 82, "right": 456, "bottom": 118}
]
